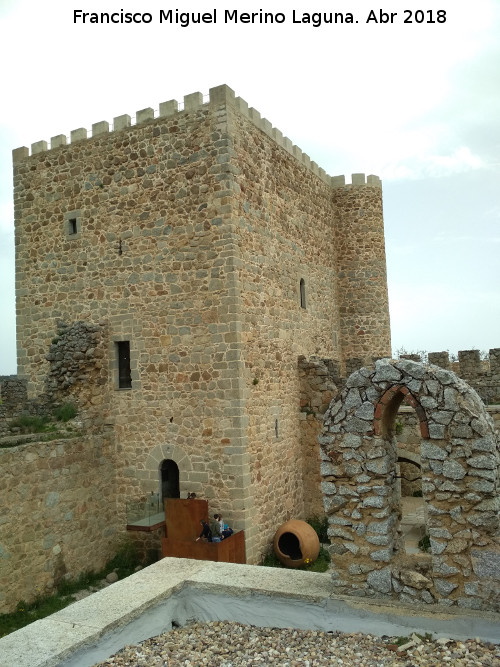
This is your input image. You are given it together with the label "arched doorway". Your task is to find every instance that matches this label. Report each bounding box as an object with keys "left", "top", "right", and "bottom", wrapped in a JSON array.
[{"left": 160, "top": 459, "right": 180, "bottom": 503}]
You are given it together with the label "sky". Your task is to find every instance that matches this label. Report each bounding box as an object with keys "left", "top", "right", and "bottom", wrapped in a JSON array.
[{"left": 0, "top": 0, "right": 499, "bottom": 375}]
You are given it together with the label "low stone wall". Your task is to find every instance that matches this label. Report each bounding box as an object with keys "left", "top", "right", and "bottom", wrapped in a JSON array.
[{"left": 0, "top": 434, "right": 122, "bottom": 613}]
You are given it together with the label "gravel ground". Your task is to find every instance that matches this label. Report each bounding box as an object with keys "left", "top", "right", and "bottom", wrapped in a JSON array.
[{"left": 94, "top": 620, "right": 500, "bottom": 666}]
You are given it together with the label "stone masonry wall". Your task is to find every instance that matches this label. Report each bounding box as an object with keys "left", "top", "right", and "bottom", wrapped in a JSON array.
[
  {"left": 227, "top": 102, "right": 364, "bottom": 559},
  {"left": 12, "top": 84, "right": 392, "bottom": 565},
  {"left": 12, "top": 88, "right": 249, "bottom": 553},
  {"left": 0, "top": 434, "right": 120, "bottom": 613},
  {"left": 426, "top": 348, "right": 500, "bottom": 405},
  {"left": 298, "top": 357, "right": 341, "bottom": 518}
]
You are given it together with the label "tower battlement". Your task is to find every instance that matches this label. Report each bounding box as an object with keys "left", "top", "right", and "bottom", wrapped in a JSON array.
[{"left": 12, "top": 84, "right": 381, "bottom": 190}]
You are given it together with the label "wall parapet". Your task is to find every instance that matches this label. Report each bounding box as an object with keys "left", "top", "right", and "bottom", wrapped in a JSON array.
[{"left": 12, "top": 84, "right": 381, "bottom": 190}]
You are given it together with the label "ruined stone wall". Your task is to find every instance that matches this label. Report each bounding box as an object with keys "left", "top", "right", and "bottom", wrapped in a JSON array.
[
  {"left": 320, "top": 359, "right": 500, "bottom": 612},
  {"left": 426, "top": 348, "right": 500, "bottom": 405},
  {"left": 298, "top": 357, "right": 341, "bottom": 517},
  {"left": 0, "top": 434, "right": 119, "bottom": 613}
]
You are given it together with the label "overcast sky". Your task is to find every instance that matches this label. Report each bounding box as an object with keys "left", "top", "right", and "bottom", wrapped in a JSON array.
[{"left": 1, "top": 0, "right": 499, "bottom": 375}]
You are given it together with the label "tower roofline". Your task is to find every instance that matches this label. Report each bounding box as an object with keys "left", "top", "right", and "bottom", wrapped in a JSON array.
[{"left": 12, "top": 84, "right": 381, "bottom": 189}]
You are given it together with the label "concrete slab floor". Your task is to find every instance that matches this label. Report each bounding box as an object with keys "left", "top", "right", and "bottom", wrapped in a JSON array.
[{"left": 1, "top": 558, "right": 499, "bottom": 667}]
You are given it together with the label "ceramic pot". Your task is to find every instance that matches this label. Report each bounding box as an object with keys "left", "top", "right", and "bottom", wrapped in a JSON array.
[{"left": 273, "top": 519, "right": 320, "bottom": 568}]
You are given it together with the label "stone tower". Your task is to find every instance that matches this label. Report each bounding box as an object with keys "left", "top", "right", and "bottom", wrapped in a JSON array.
[{"left": 12, "top": 84, "right": 391, "bottom": 563}]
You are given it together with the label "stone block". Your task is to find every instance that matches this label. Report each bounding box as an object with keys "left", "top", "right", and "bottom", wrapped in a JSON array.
[
  {"left": 367, "top": 566, "right": 391, "bottom": 593},
  {"left": 71, "top": 128, "right": 87, "bottom": 142},
  {"left": 136, "top": 107, "right": 154, "bottom": 124},
  {"left": 31, "top": 140, "right": 48, "bottom": 154},
  {"left": 159, "top": 101, "right": 178, "bottom": 117},
  {"left": 114, "top": 114, "right": 131, "bottom": 131},
  {"left": 184, "top": 92, "right": 203, "bottom": 111},
  {"left": 50, "top": 135, "right": 67, "bottom": 149},
  {"left": 92, "top": 121, "right": 109, "bottom": 136},
  {"left": 209, "top": 84, "right": 235, "bottom": 106},
  {"left": 351, "top": 173, "right": 365, "bottom": 185}
]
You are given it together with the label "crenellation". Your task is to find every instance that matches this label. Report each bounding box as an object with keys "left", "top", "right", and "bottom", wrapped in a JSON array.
[
  {"left": 490, "top": 348, "right": 500, "bottom": 373},
  {"left": 247, "top": 107, "right": 262, "bottom": 133},
  {"left": 70, "top": 127, "right": 87, "bottom": 142},
  {"left": 209, "top": 83, "right": 235, "bottom": 106},
  {"left": 159, "top": 100, "right": 179, "bottom": 117},
  {"left": 11, "top": 85, "right": 382, "bottom": 192},
  {"left": 367, "top": 174, "right": 382, "bottom": 186},
  {"left": 271, "top": 127, "right": 283, "bottom": 144},
  {"left": 458, "top": 349, "right": 482, "bottom": 377},
  {"left": 113, "top": 114, "right": 131, "bottom": 131},
  {"left": 428, "top": 351, "right": 450, "bottom": 368},
  {"left": 12, "top": 146, "right": 29, "bottom": 164},
  {"left": 261, "top": 118, "right": 273, "bottom": 136},
  {"left": 234, "top": 96, "right": 249, "bottom": 116},
  {"left": 92, "top": 120, "right": 109, "bottom": 136},
  {"left": 184, "top": 91, "right": 203, "bottom": 111},
  {"left": 136, "top": 107, "right": 154, "bottom": 124},
  {"left": 423, "top": 348, "right": 500, "bottom": 404},
  {"left": 31, "top": 140, "right": 47, "bottom": 154},
  {"left": 50, "top": 134, "right": 67, "bottom": 149},
  {"left": 352, "top": 173, "right": 366, "bottom": 186}
]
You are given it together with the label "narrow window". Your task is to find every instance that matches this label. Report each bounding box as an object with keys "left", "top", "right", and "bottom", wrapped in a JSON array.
[
  {"left": 117, "top": 341, "right": 132, "bottom": 389},
  {"left": 64, "top": 210, "right": 82, "bottom": 238},
  {"left": 300, "top": 279, "right": 306, "bottom": 309}
]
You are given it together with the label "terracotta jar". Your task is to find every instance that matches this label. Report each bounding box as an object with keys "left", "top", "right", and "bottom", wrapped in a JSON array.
[{"left": 273, "top": 519, "right": 320, "bottom": 568}]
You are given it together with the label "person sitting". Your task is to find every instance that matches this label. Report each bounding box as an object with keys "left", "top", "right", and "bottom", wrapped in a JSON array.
[
  {"left": 195, "top": 519, "right": 212, "bottom": 542},
  {"left": 214, "top": 513, "right": 233, "bottom": 539},
  {"left": 210, "top": 515, "right": 221, "bottom": 539}
]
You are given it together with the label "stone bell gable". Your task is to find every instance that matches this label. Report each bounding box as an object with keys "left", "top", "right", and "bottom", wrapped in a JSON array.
[{"left": 320, "top": 358, "right": 500, "bottom": 611}]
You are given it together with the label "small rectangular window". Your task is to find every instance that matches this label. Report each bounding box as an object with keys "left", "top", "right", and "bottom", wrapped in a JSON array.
[
  {"left": 300, "top": 279, "right": 306, "bottom": 309},
  {"left": 64, "top": 210, "right": 82, "bottom": 238},
  {"left": 117, "top": 341, "right": 132, "bottom": 389}
]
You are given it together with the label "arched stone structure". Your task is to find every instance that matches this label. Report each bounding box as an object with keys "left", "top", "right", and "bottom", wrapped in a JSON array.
[{"left": 320, "top": 358, "right": 500, "bottom": 611}]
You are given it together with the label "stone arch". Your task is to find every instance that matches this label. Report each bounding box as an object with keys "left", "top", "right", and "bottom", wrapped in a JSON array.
[
  {"left": 143, "top": 443, "right": 192, "bottom": 497},
  {"left": 397, "top": 448, "right": 421, "bottom": 467},
  {"left": 374, "top": 385, "right": 429, "bottom": 439},
  {"left": 320, "top": 358, "right": 500, "bottom": 611}
]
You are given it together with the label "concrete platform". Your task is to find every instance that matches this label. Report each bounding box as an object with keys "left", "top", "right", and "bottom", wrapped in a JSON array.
[{"left": 1, "top": 558, "right": 499, "bottom": 667}]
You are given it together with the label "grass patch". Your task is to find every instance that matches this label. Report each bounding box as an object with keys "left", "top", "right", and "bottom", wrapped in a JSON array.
[
  {"left": 418, "top": 534, "right": 431, "bottom": 553},
  {"left": 53, "top": 403, "right": 78, "bottom": 422},
  {"left": 306, "top": 515, "right": 328, "bottom": 543},
  {"left": 8, "top": 415, "right": 54, "bottom": 434},
  {"left": 260, "top": 546, "right": 331, "bottom": 573},
  {"left": 0, "top": 540, "right": 147, "bottom": 639},
  {"left": 0, "top": 595, "right": 72, "bottom": 638},
  {"left": 260, "top": 517, "right": 331, "bottom": 572}
]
